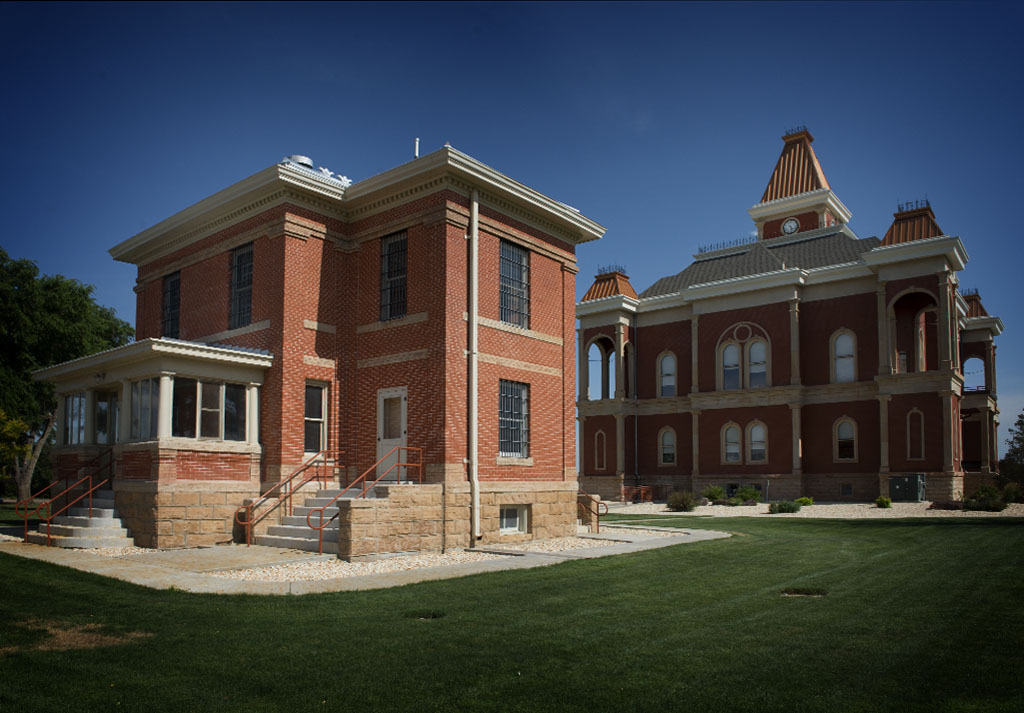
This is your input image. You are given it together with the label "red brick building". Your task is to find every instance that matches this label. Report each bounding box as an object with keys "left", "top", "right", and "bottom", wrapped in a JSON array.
[
  {"left": 37, "top": 147, "right": 603, "bottom": 552},
  {"left": 578, "top": 129, "right": 1003, "bottom": 503}
]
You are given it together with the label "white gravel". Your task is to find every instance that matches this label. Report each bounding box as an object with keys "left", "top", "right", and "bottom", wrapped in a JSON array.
[
  {"left": 79, "top": 546, "right": 153, "bottom": 557},
  {"left": 209, "top": 549, "right": 507, "bottom": 582},
  {"left": 498, "top": 536, "right": 620, "bottom": 552},
  {"left": 599, "top": 526, "right": 679, "bottom": 537},
  {"left": 608, "top": 501, "right": 1024, "bottom": 519}
]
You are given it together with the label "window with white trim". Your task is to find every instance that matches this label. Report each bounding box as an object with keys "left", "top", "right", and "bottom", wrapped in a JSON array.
[
  {"left": 747, "top": 423, "right": 767, "bottom": 463},
  {"left": 499, "top": 240, "right": 530, "bottom": 328},
  {"left": 305, "top": 383, "right": 328, "bottom": 453},
  {"left": 659, "top": 353, "right": 676, "bottom": 397},
  {"left": 380, "top": 232, "right": 407, "bottom": 322},
  {"left": 500, "top": 505, "right": 528, "bottom": 534},
  {"left": 833, "top": 331, "right": 856, "bottom": 383},
  {"left": 171, "top": 378, "right": 246, "bottom": 442},
  {"left": 229, "top": 243, "right": 253, "bottom": 329},
  {"left": 659, "top": 428, "right": 676, "bottom": 465},
  {"left": 95, "top": 392, "right": 118, "bottom": 445},
  {"left": 835, "top": 418, "right": 856, "bottom": 461},
  {"left": 723, "top": 424, "right": 741, "bottom": 463},
  {"left": 747, "top": 340, "right": 767, "bottom": 388},
  {"left": 722, "top": 344, "right": 740, "bottom": 390},
  {"left": 130, "top": 378, "right": 159, "bottom": 440},
  {"left": 63, "top": 392, "right": 86, "bottom": 445},
  {"left": 499, "top": 380, "right": 529, "bottom": 458}
]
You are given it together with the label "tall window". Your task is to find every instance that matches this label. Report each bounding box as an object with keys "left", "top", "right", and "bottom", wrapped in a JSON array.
[
  {"left": 747, "top": 340, "right": 767, "bottom": 388},
  {"left": 305, "top": 383, "right": 327, "bottom": 453},
  {"left": 172, "top": 378, "right": 246, "bottom": 442},
  {"left": 95, "top": 392, "right": 118, "bottom": 445},
  {"left": 723, "top": 425, "right": 741, "bottom": 463},
  {"left": 229, "top": 243, "right": 253, "bottom": 329},
  {"left": 747, "top": 423, "right": 767, "bottom": 463},
  {"left": 659, "top": 353, "right": 676, "bottom": 397},
  {"left": 63, "top": 392, "right": 86, "bottom": 445},
  {"left": 499, "top": 380, "right": 529, "bottom": 457},
  {"left": 722, "top": 344, "right": 740, "bottom": 390},
  {"left": 162, "top": 271, "right": 180, "bottom": 339},
  {"left": 499, "top": 240, "right": 530, "bottom": 328},
  {"left": 130, "top": 378, "right": 159, "bottom": 440},
  {"left": 833, "top": 331, "right": 855, "bottom": 383},
  {"left": 907, "top": 409, "right": 924, "bottom": 460},
  {"left": 594, "top": 430, "right": 606, "bottom": 471},
  {"left": 836, "top": 419, "right": 856, "bottom": 461},
  {"left": 379, "top": 232, "right": 407, "bottom": 321},
  {"left": 659, "top": 428, "right": 676, "bottom": 465}
]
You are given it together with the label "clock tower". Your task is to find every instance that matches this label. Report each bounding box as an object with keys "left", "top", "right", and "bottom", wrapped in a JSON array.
[{"left": 748, "top": 128, "right": 852, "bottom": 239}]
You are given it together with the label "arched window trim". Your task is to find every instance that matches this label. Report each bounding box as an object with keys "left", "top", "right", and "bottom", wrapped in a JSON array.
[
  {"left": 594, "top": 429, "right": 607, "bottom": 471},
  {"left": 721, "top": 422, "right": 742, "bottom": 465},
  {"left": 718, "top": 340, "right": 742, "bottom": 391},
  {"left": 907, "top": 408, "right": 925, "bottom": 460},
  {"left": 914, "top": 306, "right": 938, "bottom": 372},
  {"left": 714, "top": 322, "right": 771, "bottom": 391},
  {"left": 833, "top": 417, "right": 858, "bottom": 463},
  {"left": 657, "top": 426, "right": 676, "bottom": 467},
  {"left": 657, "top": 350, "right": 677, "bottom": 398},
  {"left": 886, "top": 288, "right": 939, "bottom": 375},
  {"left": 585, "top": 335, "right": 614, "bottom": 401},
  {"left": 745, "top": 339, "right": 769, "bottom": 389},
  {"left": 830, "top": 328, "right": 857, "bottom": 384},
  {"left": 745, "top": 421, "right": 768, "bottom": 464}
]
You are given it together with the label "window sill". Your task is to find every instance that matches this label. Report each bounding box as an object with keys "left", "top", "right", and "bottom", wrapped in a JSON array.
[{"left": 496, "top": 456, "right": 533, "bottom": 467}]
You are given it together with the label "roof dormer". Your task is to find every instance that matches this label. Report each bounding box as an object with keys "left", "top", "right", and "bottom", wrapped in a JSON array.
[{"left": 881, "top": 200, "right": 944, "bottom": 246}]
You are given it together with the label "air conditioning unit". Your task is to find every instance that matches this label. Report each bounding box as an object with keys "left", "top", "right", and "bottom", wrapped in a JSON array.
[{"left": 889, "top": 474, "right": 926, "bottom": 502}]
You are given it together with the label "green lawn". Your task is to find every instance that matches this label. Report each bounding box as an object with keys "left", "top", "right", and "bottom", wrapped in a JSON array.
[{"left": 2, "top": 516, "right": 1022, "bottom": 712}]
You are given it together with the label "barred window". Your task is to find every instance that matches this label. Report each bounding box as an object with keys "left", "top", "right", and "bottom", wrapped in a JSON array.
[
  {"left": 499, "top": 380, "right": 529, "bottom": 458},
  {"left": 162, "top": 272, "right": 180, "bottom": 339},
  {"left": 229, "top": 243, "right": 253, "bottom": 329},
  {"left": 380, "top": 233, "right": 407, "bottom": 322},
  {"left": 499, "top": 240, "right": 529, "bottom": 328}
]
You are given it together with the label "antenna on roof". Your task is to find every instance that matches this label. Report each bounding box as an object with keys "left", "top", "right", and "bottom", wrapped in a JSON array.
[{"left": 414, "top": 137, "right": 420, "bottom": 159}]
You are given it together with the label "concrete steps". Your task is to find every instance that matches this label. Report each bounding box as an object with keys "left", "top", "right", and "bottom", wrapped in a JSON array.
[
  {"left": 254, "top": 487, "right": 355, "bottom": 554},
  {"left": 26, "top": 490, "right": 135, "bottom": 549}
]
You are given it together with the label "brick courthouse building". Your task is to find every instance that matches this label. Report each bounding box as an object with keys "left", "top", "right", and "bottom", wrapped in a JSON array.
[
  {"left": 578, "top": 130, "right": 1003, "bottom": 503},
  {"left": 37, "top": 147, "right": 604, "bottom": 553}
]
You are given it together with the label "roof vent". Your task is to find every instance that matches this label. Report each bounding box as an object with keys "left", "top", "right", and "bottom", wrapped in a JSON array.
[{"left": 284, "top": 155, "right": 314, "bottom": 169}]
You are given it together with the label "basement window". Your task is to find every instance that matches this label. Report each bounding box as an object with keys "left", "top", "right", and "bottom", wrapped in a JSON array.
[{"left": 500, "top": 505, "right": 528, "bottom": 534}]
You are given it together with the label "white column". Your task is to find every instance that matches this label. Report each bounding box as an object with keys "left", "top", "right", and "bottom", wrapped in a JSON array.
[
  {"left": 789, "top": 298, "right": 801, "bottom": 385},
  {"left": 577, "top": 328, "right": 588, "bottom": 401},
  {"left": 83, "top": 390, "right": 96, "bottom": 445},
  {"left": 980, "top": 412, "right": 991, "bottom": 474},
  {"left": 691, "top": 411, "right": 700, "bottom": 477},
  {"left": 942, "top": 391, "right": 954, "bottom": 473},
  {"left": 986, "top": 342, "right": 996, "bottom": 394},
  {"left": 119, "top": 380, "right": 132, "bottom": 442},
  {"left": 157, "top": 373, "right": 173, "bottom": 439},
  {"left": 877, "top": 283, "right": 891, "bottom": 375},
  {"left": 879, "top": 395, "right": 890, "bottom": 474},
  {"left": 690, "top": 316, "right": 699, "bottom": 393},
  {"left": 247, "top": 384, "right": 260, "bottom": 445},
  {"left": 54, "top": 394, "right": 65, "bottom": 448},
  {"left": 937, "top": 271, "right": 952, "bottom": 371},
  {"left": 790, "top": 405, "right": 802, "bottom": 475},
  {"left": 614, "top": 323, "right": 625, "bottom": 399}
]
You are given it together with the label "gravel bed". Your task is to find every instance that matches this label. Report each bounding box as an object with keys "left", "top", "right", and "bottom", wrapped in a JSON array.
[
  {"left": 209, "top": 549, "right": 507, "bottom": 582},
  {"left": 79, "top": 546, "right": 154, "bottom": 557},
  {"left": 599, "top": 526, "right": 679, "bottom": 537},
  {"left": 0, "top": 532, "right": 22, "bottom": 542},
  {"left": 608, "top": 501, "right": 1024, "bottom": 518},
  {"left": 497, "top": 536, "right": 620, "bottom": 553}
]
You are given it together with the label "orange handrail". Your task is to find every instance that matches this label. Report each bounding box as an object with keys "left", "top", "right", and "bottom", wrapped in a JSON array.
[
  {"left": 577, "top": 491, "right": 608, "bottom": 533},
  {"left": 17, "top": 448, "right": 115, "bottom": 546},
  {"left": 305, "top": 446, "right": 423, "bottom": 554},
  {"left": 234, "top": 450, "right": 344, "bottom": 546}
]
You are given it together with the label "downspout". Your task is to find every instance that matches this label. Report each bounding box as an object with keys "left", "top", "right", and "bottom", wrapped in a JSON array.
[
  {"left": 468, "top": 190, "right": 481, "bottom": 541},
  {"left": 632, "top": 313, "right": 639, "bottom": 485}
]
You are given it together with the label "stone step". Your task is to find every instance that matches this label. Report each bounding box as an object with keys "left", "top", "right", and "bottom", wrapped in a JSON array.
[
  {"left": 254, "top": 534, "right": 338, "bottom": 555},
  {"left": 266, "top": 524, "right": 337, "bottom": 539},
  {"left": 281, "top": 514, "right": 339, "bottom": 528},
  {"left": 25, "top": 532, "right": 135, "bottom": 549},
  {"left": 67, "top": 507, "right": 118, "bottom": 519},
  {"left": 291, "top": 505, "right": 340, "bottom": 518},
  {"left": 42, "top": 523, "right": 130, "bottom": 538}
]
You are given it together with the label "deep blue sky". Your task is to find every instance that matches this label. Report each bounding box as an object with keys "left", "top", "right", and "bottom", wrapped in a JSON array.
[{"left": 3, "top": 2, "right": 1022, "bottom": 441}]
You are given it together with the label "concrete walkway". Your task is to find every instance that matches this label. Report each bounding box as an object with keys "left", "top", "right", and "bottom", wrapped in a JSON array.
[{"left": 0, "top": 526, "right": 730, "bottom": 596}]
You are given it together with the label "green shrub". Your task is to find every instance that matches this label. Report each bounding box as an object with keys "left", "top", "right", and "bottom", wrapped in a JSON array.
[
  {"left": 701, "top": 485, "right": 726, "bottom": 501},
  {"left": 971, "top": 485, "right": 1002, "bottom": 501},
  {"left": 666, "top": 491, "right": 697, "bottom": 512},
  {"left": 726, "top": 497, "right": 743, "bottom": 507},
  {"left": 794, "top": 496, "right": 813, "bottom": 507},
  {"left": 769, "top": 500, "right": 801, "bottom": 514},
  {"left": 965, "top": 485, "right": 1007, "bottom": 512},
  {"left": 734, "top": 486, "right": 762, "bottom": 502},
  {"left": 875, "top": 496, "right": 892, "bottom": 508},
  {"left": 1003, "top": 482, "right": 1023, "bottom": 504}
]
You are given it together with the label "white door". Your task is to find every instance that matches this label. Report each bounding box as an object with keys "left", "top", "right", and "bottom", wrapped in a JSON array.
[{"left": 376, "top": 387, "right": 407, "bottom": 480}]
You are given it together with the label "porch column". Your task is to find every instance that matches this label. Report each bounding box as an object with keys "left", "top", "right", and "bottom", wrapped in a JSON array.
[
  {"left": 877, "top": 283, "right": 892, "bottom": 375},
  {"left": 615, "top": 413, "right": 625, "bottom": 476},
  {"left": 577, "top": 328, "right": 588, "bottom": 401},
  {"left": 614, "top": 323, "right": 625, "bottom": 399},
  {"left": 937, "top": 271, "right": 952, "bottom": 371},
  {"left": 986, "top": 342, "right": 997, "bottom": 394},
  {"left": 691, "top": 411, "right": 700, "bottom": 477},
  {"left": 83, "top": 390, "right": 96, "bottom": 445},
  {"left": 157, "top": 373, "right": 173, "bottom": 439},
  {"left": 789, "top": 298, "right": 801, "bottom": 385},
  {"left": 247, "top": 383, "right": 260, "bottom": 445},
  {"left": 941, "top": 390, "right": 954, "bottom": 473},
  {"left": 691, "top": 316, "right": 699, "bottom": 393},
  {"left": 119, "top": 380, "right": 132, "bottom": 442},
  {"left": 790, "top": 405, "right": 802, "bottom": 475},
  {"left": 981, "top": 411, "right": 992, "bottom": 474},
  {"left": 878, "top": 395, "right": 890, "bottom": 474}
]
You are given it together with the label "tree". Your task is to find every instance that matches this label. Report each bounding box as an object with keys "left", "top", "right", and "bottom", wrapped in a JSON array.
[
  {"left": 998, "top": 408, "right": 1024, "bottom": 486},
  {"left": 0, "top": 248, "right": 134, "bottom": 500}
]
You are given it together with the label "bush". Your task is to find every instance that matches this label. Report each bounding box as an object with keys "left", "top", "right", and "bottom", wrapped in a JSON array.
[
  {"left": 965, "top": 485, "right": 1007, "bottom": 512},
  {"left": 971, "top": 485, "right": 1003, "bottom": 501},
  {"left": 734, "top": 486, "right": 762, "bottom": 502},
  {"left": 666, "top": 491, "right": 697, "bottom": 512},
  {"left": 726, "top": 497, "right": 743, "bottom": 507},
  {"left": 701, "top": 485, "right": 726, "bottom": 501},
  {"left": 928, "top": 501, "right": 964, "bottom": 511},
  {"left": 794, "top": 497, "right": 813, "bottom": 507},
  {"left": 769, "top": 500, "right": 801, "bottom": 514},
  {"left": 741, "top": 499, "right": 759, "bottom": 506},
  {"left": 712, "top": 499, "right": 730, "bottom": 506},
  {"left": 1002, "top": 482, "right": 1022, "bottom": 504},
  {"left": 875, "top": 496, "right": 892, "bottom": 508},
  {"left": 697, "top": 496, "right": 709, "bottom": 506}
]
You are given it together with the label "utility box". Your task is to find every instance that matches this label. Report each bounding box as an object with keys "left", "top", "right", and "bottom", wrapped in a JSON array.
[{"left": 889, "top": 474, "right": 926, "bottom": 502}]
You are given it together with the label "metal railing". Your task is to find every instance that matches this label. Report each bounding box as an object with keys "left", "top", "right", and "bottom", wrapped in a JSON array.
[
  {"left": 305, "top": 445, "right": 423, "bottom": 554},
  {"left": 234, "top": 450, "right": 344, "bottom": 546},
  {"left": 577, "top": 491, "right": 608, "bottom": 534},
  {"left": 16, "top": 448, "right": 115, "bottom": 546}
]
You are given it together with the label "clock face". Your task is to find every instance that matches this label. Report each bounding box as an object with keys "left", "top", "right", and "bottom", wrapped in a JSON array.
[{"left": 782, "top": 218, "right": 799, "bottom": 235}]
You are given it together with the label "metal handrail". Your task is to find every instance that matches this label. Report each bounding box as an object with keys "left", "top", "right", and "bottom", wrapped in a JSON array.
[
  {"left": 15, "top": 448, "right": 114, "bottom": 520},
  {"left": 234, "top": 449, "right": 344, "bottom": 546},
  {"left": 577, "top": 491, "right": 608, "bottom": 533},
  {"left": 305, "top": 446, "right": 423, "bottom": 554}
]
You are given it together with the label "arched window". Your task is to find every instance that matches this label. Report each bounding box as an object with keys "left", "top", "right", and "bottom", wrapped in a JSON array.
[
  {"left": 594, "top": 430, "right": 606, "bottom": 471},
  {"left": 659, "top": 353, "right": 676, "bottom": 397},
  {"left": 722, "top": 344, "right": 740, "bottom": 390},
  {"left": 606, "top": 349, "right": 616, "bottom": 397},
  {"left": 833, "top": 331, "right": 856, "bottom": 383},
  {"left": 659, "top": 428, "right": 676, "bottom": 465},
  {"left": 747, "top": 340, "right": 767, "bottom": 388},
  {"left": 907, "top": 409, "right": 925, "bottom": 460},
  {"left": 835, "top": 418, "right": 857, "bottom": 461},
  {"left": 587, "top": 341, "right": 604, "bottom": 400},
  {"left": 747, "top": 422, "right": 767, "bottom": 463},
  {"left": 623, "top": 343, "right": 633, "bottom": 398},
  {"left": 723, "top": 424, "right": 741, "bottom": 463}
]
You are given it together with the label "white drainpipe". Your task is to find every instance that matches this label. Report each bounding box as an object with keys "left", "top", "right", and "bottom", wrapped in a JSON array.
[{"left": 468, "top": 190, "right": 481, "bottom": 540}]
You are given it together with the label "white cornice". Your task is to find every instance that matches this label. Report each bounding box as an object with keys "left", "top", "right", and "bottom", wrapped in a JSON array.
[
  {"left": 964, "top": 315, "right": 1004, "bottom": 337},
  {"left": 747, "top": 188, "right": 853, "bottom": 225},
  {"left": 862, "top": 235, "right": 968, "bottom": 271},
  {"left": 575, "top": 294, "right": 638, "bottom": 318}
]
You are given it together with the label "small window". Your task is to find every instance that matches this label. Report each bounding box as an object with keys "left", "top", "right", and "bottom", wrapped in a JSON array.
[
  {"left": 724, "top": 425, "right": 741, "bottom": 463},
  {"left": 130, "top": 378, "right": 160, "bottom": 440},
  {"left": 747, "top": 423, "right": 767, "bottom": 463},
  {"left": 747, "top": 340, "right": 767, "bottom": 388},
  {"left": 840, "top": 483, "right": 853, "bottom": 497},
  {"left": 659, "top": 428, "right": 676, "bottom": 465},
  {"left": 499, "top": 380, "right": 529, "bottom": 457},
  {"left": 834, "top": 332, "right": 855, "bottom": 383},
  {"left": 722, "top": 344, "right": 740, "bottom": 390},
  {"left": 659, "top": 353, "right": 676, "bottom": 397},
  {"left": 162, "top": 272, "right": 180, "bottom": 339},
  {"left": 836, "top": 419, "right": 856, "bottom": 461},
  {"left": 499, "top": 240, "right": 530, "bottom": 328},
  {"left": 380, "top": 233, "right": 407, "bottom": 322},
  {"left": 594, "top": 430, "right": 606, "bottom": 471},
  {"left": 305, "top": 383, "right": 327, "bottom": 453},
  {"left": 63, "top": 392, "right": 86, "bottom": 445},
  {"left": 500, "top": 505, "right": 528, "bottom": 534},
  {"left": 229, "top": 243, "right": 253, "bottom": 329}
]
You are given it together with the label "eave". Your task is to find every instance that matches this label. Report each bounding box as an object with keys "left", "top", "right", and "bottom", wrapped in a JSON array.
[{"left": 862, "top": 235, "right": 968, "bottom": 272}]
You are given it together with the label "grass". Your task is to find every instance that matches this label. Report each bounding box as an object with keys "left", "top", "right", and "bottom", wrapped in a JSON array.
[{"left": 2, "top": 516, "right": 1023, "bottom": 712}]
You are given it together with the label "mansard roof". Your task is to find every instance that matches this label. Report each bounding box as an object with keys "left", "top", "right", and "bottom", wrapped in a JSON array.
[
  {"left": 639, "top": 229, "right": 880, "bottom": 298},
  {"left": 882, "top": 203, "right": 944, "bottom": 246},
  {"left": 760, "top": 129, "right": 830, "bottom": 203},
  {"left": 581, "top": 269, "right": 638, "bottom": 302}
]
